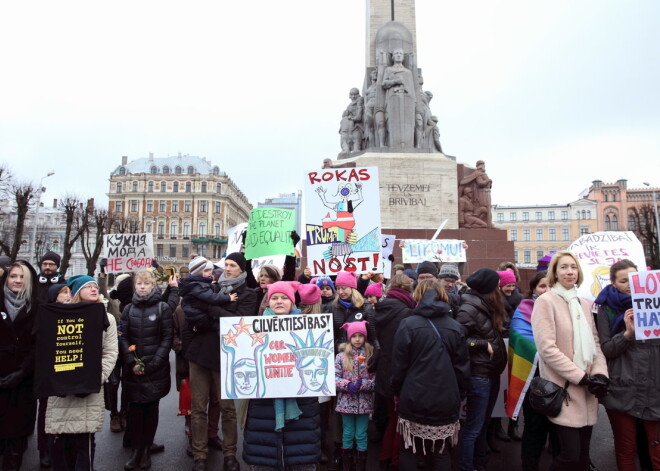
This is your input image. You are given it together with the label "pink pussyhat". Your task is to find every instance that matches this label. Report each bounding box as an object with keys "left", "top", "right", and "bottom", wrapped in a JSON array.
[{"left": 341, "top": 320, "right": 368, "bottom": 340}]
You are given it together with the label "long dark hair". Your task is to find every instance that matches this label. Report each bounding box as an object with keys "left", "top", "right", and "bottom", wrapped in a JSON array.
[
  {"left": 482, "top": 289, "right": 506, "bottom": 332},
  {"left": 526, "top": 270, "right": 548, "bottom": 299}
]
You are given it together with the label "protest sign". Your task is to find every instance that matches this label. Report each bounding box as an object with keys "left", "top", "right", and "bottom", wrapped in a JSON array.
[
  {"left": 219, "top": 314, "right": 335, "bottom": 399},
  {"left": 400, "top": 239, "right": 466, "bottom": 263},
  {"left": 226, "top": 223, "right": 248, "bottom": 256},
  {"left": 569, "top": 231, "right": 646, "bottom": 301},
  {"left": 103, "top": 233, "right": 154, "bottom": 273},
  {"left": 34, "top": 302, "right": 106, "bottom": 397},
  {"left": 381, "top": 234, "right": 396, "bottom": 275},
  {"left": 244, "top": 208, "right": 296, "bottom": 260},
  {"left": 251, "top": 255, "right": 287, "bottom": 281},
  {"left": 304, "top": 167, "right": 382, "bottom": 275},
  {"left": 630, "top": 270, "right": 660, "bottom": 341}
]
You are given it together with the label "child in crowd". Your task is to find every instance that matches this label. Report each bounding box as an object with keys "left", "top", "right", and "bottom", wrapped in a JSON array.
[
  {"left": 316, "top": 277, "right": 336, "bottom": 307},
  {"left": 48, "top": 284, "right": 72, "bottom": 303},
  {"left": 335, "top": 321, "right": 375, "bottom": 471}
]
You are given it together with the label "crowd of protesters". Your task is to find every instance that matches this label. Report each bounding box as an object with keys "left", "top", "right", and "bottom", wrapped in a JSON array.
[{"left": 0, "top": 242, "right": 658, "bottom": 471}]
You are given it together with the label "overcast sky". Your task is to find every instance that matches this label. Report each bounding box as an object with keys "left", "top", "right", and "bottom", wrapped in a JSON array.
[{"left": 1, "top": 0, "right": 659, "bottom": 212}]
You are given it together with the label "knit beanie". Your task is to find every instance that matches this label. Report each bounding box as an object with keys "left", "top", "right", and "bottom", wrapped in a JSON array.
[
  {"left": 189, "top": 256, "right": 209, "bottom": 277},
  {"left": 466, "top": 268, "right": 500, "bottom": 295},
  {"left": 48, "top": 284, "right": 69, "bottom": 303},
  {"left": 335, "top": 272, "right": 357, "bottom": 289},
  {"left": 267, "top": 281, "right": 301, "bottom": 302},
  {"left": 225, "top": 252, "right": 247, "bottom": 272},
  {"left": 364, "top": 282, "right": 383, "bottom": 298},
  {"left": 438, "top": 263, "right": 460, "bottom": 280},
  {"left": 393, "top": 264, "right": 405, "bottom": 271},
  {"left": 417, "top": 261, "right": 438, "bottom": 278},
  {"left": 40, "top": 251, "right": 61, "bottom": 268},
  {"left": 497, "top": 270, "right": 517, "bottom": 287},
  {"left": 298, "top": 284, "right": 321, "bottom": 305},
  {"left": 67, "top": 275, "right": 97, "bottom": 297},
  {"left": 316, "top": 276, "right": 336, "bottom": 293},
  {"left": 341, "top": 320, "right": 369, "bottom": 341},
  {"left": 403, "top": 268, "right": 418, "bottom": 281}
]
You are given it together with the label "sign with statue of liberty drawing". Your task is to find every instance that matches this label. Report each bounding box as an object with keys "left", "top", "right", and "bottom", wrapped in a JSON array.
[
  {"left": 219, "top": 314, "right": 336, "bottom": 399},
  {"left": 304, "top": 166, "right": 382, "bottom": 276}
]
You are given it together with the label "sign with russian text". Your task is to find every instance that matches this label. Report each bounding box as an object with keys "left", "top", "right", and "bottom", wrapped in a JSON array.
[
  {"left": 304, "top": 167, "right": 382, "bottom": 275},
  {"left": 220, "top": 314, "right": 335, "bottom": 399},
  {"left": 103, "top": 233, "right": 154, "bottom": 273},
  {"left": 244, "top": 208, "right": 296, "bottom": 259},
  {"left": 400, "top": 239, "right": 466, "bottom": 263},
  {"left": 568, "top": 231, "right": 646, "bottom": 301},
  {"left": 34, "top": 302, "right": 105, "bottom": 398},
  {"left": 630, "top": 270, "right": 660, "bottom": 341}
]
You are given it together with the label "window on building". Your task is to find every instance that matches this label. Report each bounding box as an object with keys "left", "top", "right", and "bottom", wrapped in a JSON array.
[
  {"left": 159, "top": 200, "right": 165, "bottom": 212},
  {"left": 628, "top": 214, "right": 636, "bottom": 231},
  {"left": 523, "top": 212, "right": 529, "bottom": 221},
  {"left": 156, "top": 244, "right": 163, "bottom": 257},
  {"left": 510, "top": 212, "right": 517, "bottom": 221},
  {"left": 200, "top": 201, "right": 207, "bottom": 213},
  {"left": 580, "top": 226, "right": 589, "bottom": 235},
  {"left": 150, "top": 166, "right": 158, "bottom": 174},
  {"left": 130, "top": 200, "right": 138, "bottom": 212},
  {"left": 146, "top": 222, "right": 153, "bottom": 233},
  {"left": 148, "top": 181, "right": 154, "bottom": 192},
  {"left": 185, "top": 182, "right": 192, "bottom": 192},
  {"left": 562, "top": 227, "right": 570, "bottom": 240},
  {"left": 497, "top": 213, "right": 504, "bottom": 222},
  {"left": 216, "top": 183, "right": 221, "bottom": 194},
  {"left": 197, "top": 244, "right": 206, "bottom": 257},
  {"left": 212, "top": 166, "right": 219, "bottom": 176},
  {"left": 163, "top": 166, "right": 170, "bottom": 175},
  {"left": 537, "top": 249, "right": 544, "bottom": 262},
  {"left": 116, "top": 182, "right": 122, "bottom": 193},
  {"left": 170, "top": 222, "right": 178, "bottom": 238},
  {"left": 169, "top": 244, "right": 177, "bottom": 258},
  {"left": 183, "top": 222, "right": 190, "bottom": 238},
  {"left": 182, "top": 245, "right": 189, "bottom": 258},
  {"left": 157, "top": 222, "right": 165, "bottom": 238},
  {"left": 510, "top": 229, "right": 517, "bottom": 241},
  {"left": 199, "top": 222, "right": 207, "bottom": 237},
  {"left": 173, "top": 182, "right": 179, "bottom": 193},
  {"left": 160, "top": 181, "right": 166, "bottom": 192},
  {"left": 201, "top": 182, "right": 207, "bottom": 193},
  {"left": 561, "top": 210, "right": 568, "bottom": 220},
  {"left": 549, "top": 228, "right": 556, "bottom": 241},
  {"left": 188, "top": 166, "right": 195, "bottom": 175},
  {"left": 132, "top": 181, "right": 138, "bottom": 192},
  {"left": 115, "top": 201, "right": 122, "bottom": 212},
  {"left": 184, "top": 201, "right": 191, "bottom": 212},
  {"left": 524, "top": 250, "right": 531, "bottom": 264},
  {"left": 535, "top": 211, "right": 542, "bottom": 220},
  {"left": 119, "top": 167, "right": 126, "bottom": 176},
  {"left": 604, "top": 194, "right": 608, "bottom": 202},
  {"left": 513, "top": 249, "right": 519, "bottom": 263},
  {"left": 606, "top": 215, "right": 611, "bottom": 231},
  {"left": 175, "top": 166, "right": 182, "bottom": 175},
  {"left": 611, "top": 215, "right": 619, "bottom": 231},
  {"left": 215, "top": 202, "right": 221, "bottom": 213},
  {"left": 536, "top": 228, "right": 543, "bottom": 241},
  {"left": 215, "top": 223, "right": 220, "bottom": 236},
  {"left": 523, "top": 228, "right": 530, "bottom": 241},
  {"left": 548, "top": 211, "right": 555, "bottom": 221},
  {"left": 587, "top": 210, "right": 591, "bottom": 219},
  {"left": 172, "top": 201, "right": 179, "bottom": 212}
]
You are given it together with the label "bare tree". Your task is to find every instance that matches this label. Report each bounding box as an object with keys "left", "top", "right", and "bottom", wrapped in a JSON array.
[
  {"left": 33, "top": 222, "right": 59, "bottom": 263},
  {"left": 629, "top": 204, "right": 659, "bottom": 268},
  {"left": 59, "top": 195, "right": 88, "bottom": 275},
  {"left": 9, "top": 182, "right": 36, "bottom": 260},
  {"left": 111, "top": 213, "right": 141, "bottom": 234},
  {"left": 81, "top": 208, "right": 112, "bottom": 276},
  {"left": 0, "top": 165, "right": 12, "bottom": 197}
]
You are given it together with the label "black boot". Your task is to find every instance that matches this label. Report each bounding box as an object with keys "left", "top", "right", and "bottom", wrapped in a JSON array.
[
  {"left": 139, "top": 448, "right": 151, "bottom": 469},
  {"left": 39, "top": 449, "right": 52, "bottom": 468},
  {"left": 492, "top": 418, "right": 510, "bottom": 442},
  {"left": 508, "top": 418, "right": 522, "bottom": 441},
  {"left": 486, "top": 421, "right": 502, "bottom": 453},
  {"left": 124, "top": 448, "right": 142, "bottom": 470},
  {"left": 355, "top": 450, "right": 367, "bottom": 471},
  {"left": 3, "top": 439, "right": 24, "bottom": 471},
  {"left": 328, "top": 443, "right": 343, "bottom": 471},
  {"left": 342, "top": 448, "right": 354, "bottom": 471}
]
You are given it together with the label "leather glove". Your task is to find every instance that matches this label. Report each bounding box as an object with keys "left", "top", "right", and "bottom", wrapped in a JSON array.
[
  {"left": 586, "top": 374, "right": 609, "bottom": 398},
  {"left": 291, "top": 231, "right": 301, "bottom": 246},
  {"left": 346, "top": 381, "right": 360, "bottom": 394},
  {"left": 579, "top": 373, "right": 589, "bottom": 386},
  {"left": 0, "top": 371, "right": 24, "bottom": 389}
]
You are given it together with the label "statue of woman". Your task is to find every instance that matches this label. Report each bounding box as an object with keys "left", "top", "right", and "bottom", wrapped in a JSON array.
[{"left": 381, "top": 49, "right": 416, "bottom": 148}]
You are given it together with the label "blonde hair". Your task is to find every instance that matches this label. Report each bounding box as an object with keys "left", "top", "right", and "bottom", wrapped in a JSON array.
[
  {"left": 300, "top": 301, "right": 322, "bottom": 314},
  {"left": 413, "top": 278, "right": 448, "bottom": 303},
  {"left": 333, "top": 288, "right": 365, "bottom": 309},
  {"left": 6, "top": 262, "right": 34, "bottom": 311},
  {"left": 134, "top": 269, "right": 157, "bottom": 285},
  {"left": 547, "top": 250, "right": 584, "bottom": 287},
  {"left": 340, "top": 340, "right": 374, "bottom": 373}
]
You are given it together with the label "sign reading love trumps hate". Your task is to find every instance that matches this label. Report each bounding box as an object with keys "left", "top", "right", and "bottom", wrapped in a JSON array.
[
  {"left": 304, "top": 167, "right": 382, "bottom": 275},
  {"left": 103, "top": 233, "right": 154, "bottom": 273},
  {"left": 630, "top": 270, "right": 660, "bottom": 341}
]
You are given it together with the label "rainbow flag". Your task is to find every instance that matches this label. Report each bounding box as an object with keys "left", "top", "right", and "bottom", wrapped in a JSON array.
[{"left": 506, "top": 299, "right": 538, "bottom": 419}]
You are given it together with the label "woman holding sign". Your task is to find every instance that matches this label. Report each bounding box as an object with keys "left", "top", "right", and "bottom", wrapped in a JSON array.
[
  {"left": 0, "top": 260, "right": 39, "bottom": 470},
  {"left": 532, "top": 251, "right": 608, "bottom": 471},
  {"left": 595, "top": 259, "right": 660, "bottom": 471}
]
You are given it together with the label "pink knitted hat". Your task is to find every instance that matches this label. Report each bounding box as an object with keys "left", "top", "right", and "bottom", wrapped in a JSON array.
[
  {"left": 341, "top": 320, "right": 369, "bottom": 340},
  {"left": 335, "top": 272, "right": 357, "bottom": 289},
  {"left": 497, "top": 270, "right": 517, "bottom": 287},
  {"left": 298, "top": 284, "right": 321, "bottom": 305},
  {"left": 266, "top": 281, "right": 301, "bottom": 302},
  {"left": 364, "top": 282, "right": 383, "bottom": 298}
]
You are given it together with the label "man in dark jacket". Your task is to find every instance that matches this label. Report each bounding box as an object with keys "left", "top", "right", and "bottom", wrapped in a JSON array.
[
  {"left": 438, "top": 263, "right": 463, "bottom": 315},
  {"left": 35, "top": 251, "right": 66, "bottom": 304}
]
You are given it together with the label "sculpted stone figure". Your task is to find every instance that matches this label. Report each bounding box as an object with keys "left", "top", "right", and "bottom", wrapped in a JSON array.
[
  {"left": 427, "top": 116, "right": 443, "bottom": 153},
  {"left": 339, "top": 88, "right": 364, "bottom": 153},
  {"left": 459, "top": 160, "right": 493, "bottom": 227},
  {"left": 415, "top": 76, "right": 433, "bottom": 149},
  {"left": 364, "top": 69, "right": 385, "bottom": 148},
  {"left": 458, "top": 186, "right": 488, "bottom": 228},
  {"left": 381, "top": 49, "right": 416, "bottom": 148}
]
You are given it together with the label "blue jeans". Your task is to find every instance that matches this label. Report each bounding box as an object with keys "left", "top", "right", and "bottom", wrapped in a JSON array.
[
  {"left": 459, "top": 375, "right": 500, "bottom": 471},
  {"left": 341, "top": 414, "right": 369, "bottom": 451}
]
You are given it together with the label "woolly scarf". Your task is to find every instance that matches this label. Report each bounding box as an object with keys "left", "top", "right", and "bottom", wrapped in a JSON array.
[
  {"left": 552, "top": 284, "right": 596, "bottom": 370},
  {"left": 263, "top": 306, "right": 303, "bottom": 430},
  {"left": 385, "top": 287, "right": 416, "bottom": 309},
  {"left": 594, "top": 284, "right": 632, "bottom": 336},
  {"left": 3, "top": 286, "right": 26, "bottom": 322},
  {"left": 217, "top": 271, "right": 247, "bottom": 294},
  {"left": 338, "top": 299, "right": 353, "bottom": 310}
]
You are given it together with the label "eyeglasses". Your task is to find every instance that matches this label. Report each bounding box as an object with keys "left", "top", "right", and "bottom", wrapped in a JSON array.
[
  {"left": 42, "top": 262, "right": 58, "bottom": 268},
  {"left": 82, "top": 284, "right": 99, "bottom": 291}
]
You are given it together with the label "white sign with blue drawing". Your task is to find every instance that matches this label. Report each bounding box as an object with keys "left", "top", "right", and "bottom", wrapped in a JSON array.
[{"left": 219, "top": 314, "right": 336, "bottom": 399}]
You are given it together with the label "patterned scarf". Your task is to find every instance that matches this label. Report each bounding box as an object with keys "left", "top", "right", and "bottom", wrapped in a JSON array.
[{"left": 551, "top": 284, "right": 596, "bottom": 370}]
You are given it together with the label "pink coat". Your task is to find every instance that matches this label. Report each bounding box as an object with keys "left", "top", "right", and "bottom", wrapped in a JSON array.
[{"left": 531, "top": 291, "right": 608, "bottom": 428}]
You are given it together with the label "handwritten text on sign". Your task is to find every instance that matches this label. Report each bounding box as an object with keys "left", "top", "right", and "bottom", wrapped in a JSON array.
[
  {"left": 401, "top": 239, "right": 466, "bottom": 263},
  {"left": 103, "top": 233, "right": 154, "bottom": 273},
  {"left": 630, "top": 270, "right": 660, "bottom": 340},
  {"left": 244, "top": 208, "right": 296, "bottom": 259}
]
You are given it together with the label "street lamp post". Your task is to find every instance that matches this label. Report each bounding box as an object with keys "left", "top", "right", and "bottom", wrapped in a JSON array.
[
  {"left": 30, "top": 171, "right": 55, "bottom": 266},
  {"left": 643, "top": 182, "right": 660, "bottom": 268}
]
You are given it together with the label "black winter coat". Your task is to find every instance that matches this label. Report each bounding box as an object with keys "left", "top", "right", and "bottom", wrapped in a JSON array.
[
  {"left": 324, "top": 300, "right": 377, "bottom": 351},
  {"left": 391, "top": 290, "right": 470, "bottom": 426},
  {"left": 0, "top": 261, "right": 38, "bottom": 439},
  {"left": 373, "top": 293, "right": 413, "bottom": 398},
  {"left": 455, "top": 291, "right": 507, "bottom": 378},
  {"left": 118, "top": 287, "right": 178, "bottom": 403},
  {"left": 184, "top": 279, "right": 257, "bottom": 372},
  {"left": 243, "top": 397, "right": 321, "bottom": 468}
]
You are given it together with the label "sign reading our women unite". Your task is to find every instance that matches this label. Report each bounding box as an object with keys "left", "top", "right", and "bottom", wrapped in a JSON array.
[{"left": 630, "top": 270, "right": 660, "bottom": 341}]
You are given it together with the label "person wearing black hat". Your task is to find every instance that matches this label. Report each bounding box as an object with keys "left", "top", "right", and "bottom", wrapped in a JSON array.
[
  {"left": 35, "top": 251, "right": 67, "bottom": 304},
  {"left": 455, "top": 268, "right": 508, "bottom": 471}
]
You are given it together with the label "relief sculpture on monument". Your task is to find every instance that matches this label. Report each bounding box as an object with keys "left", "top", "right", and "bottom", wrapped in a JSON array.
[{"left": 458, "top": 160, "right": 493, "bottom": 228}]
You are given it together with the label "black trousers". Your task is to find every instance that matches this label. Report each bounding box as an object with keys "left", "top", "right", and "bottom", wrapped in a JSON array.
[
  {"left": 521, "top": 390, "right": 559, "bottom": 471},
  {"left": 399, "top": 437, "right": 452, "bottom": 471},
  {"left": 126, "top": 401, "right": 160, "bottom": 450},
  {"left": 48, "top": 433, "right": 95, "bottom": 471},
  {"left": 549, "top": 424, "right": 592, "bottom": 471}
]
